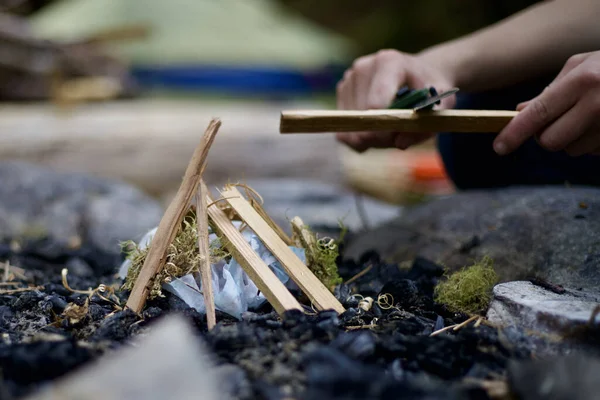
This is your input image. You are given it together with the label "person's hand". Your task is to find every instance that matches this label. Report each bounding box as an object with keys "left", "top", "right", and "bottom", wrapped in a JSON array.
[
  {"left": 335, "top": 49, "right": 457, "bottom": 153},
  {"left": 494, "top": 51, "right": 600, "bottom": 157}
]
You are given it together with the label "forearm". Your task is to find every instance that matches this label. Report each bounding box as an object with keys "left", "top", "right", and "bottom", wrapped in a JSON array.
[{"left": 418, "top": 0, "right": 600, "bottom": 92}]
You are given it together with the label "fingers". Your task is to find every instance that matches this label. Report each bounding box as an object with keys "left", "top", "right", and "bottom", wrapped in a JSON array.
[
  {"left": 564, "top": 130, "right": 600, "bottom": 156},
  {"left": 536, "top": 101, "right": 594, "bottom": 153},
  {"left": 366, "top": 50, "right": 408, "bottom": 109},
  {"left": 512, "top": 53, "right": 591, "bottom": 117},
  {"left": 351, "top": 56, "right": 376, "bottom": 110},
  {"left": 493, "top": 73, "right": 580, "bottom": 155},
  {"left": 394, "top": 133, "right": 434, "bottom": 150},
  {"left": 336, "top": 69, "right": 362, "bottom": 150},
  {"left": 554, "top": 52, "right": 592, "bottom": 82},
  {"left": 516, "top": 101, "right": 530, "bottom": 111}
]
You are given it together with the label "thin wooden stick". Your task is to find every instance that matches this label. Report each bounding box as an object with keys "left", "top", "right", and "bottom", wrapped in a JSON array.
[
  {"left": 196, "top": 182, "right": 216, "bottom": 330},
  {"left": 219, "top": 186, "right": 345, "bottom": 314},
  {"left": 279, "top": 109, "right": 519, "bottom": 134},
  {"left": 250, "top": 199, "right": 294, "bottom": 246},
  {"left": 126, "top": 118, "right": 221, "bottom": 314},
  {"left": 204, "top": 182, "right": 302, "bottom": 316},
  {"left": 0, "top": 286, "right": 43, "bottom": 295},
  {"left": 430, "top": 315, "right": 479, "bottom": 337}
]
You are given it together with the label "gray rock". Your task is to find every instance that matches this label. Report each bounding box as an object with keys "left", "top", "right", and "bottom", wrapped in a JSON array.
[
  {"left": 24, "top": 315, "right": 220, "bottom": 400},
  {"left": 343, "top": 186, "right": 600, "bottom": 290},
  {"left": 487, "top": 281, "right": 600, "bottom": 335},
  {"left": 0, "top": 161, "right": 163, "bottom": 274}
]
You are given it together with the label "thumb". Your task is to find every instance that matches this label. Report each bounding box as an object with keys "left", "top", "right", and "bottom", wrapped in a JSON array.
[{"left": 516, "top": 101, "right": 530, "bottom": 111}]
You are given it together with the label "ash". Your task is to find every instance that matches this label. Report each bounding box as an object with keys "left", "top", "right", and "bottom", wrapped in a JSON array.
[{"left": 0, "top": 236, "right": 593, "bottom": 400}]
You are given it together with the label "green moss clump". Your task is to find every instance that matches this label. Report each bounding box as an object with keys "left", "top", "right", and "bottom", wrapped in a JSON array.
[
  {"left": 121, "top": 211, "right": 229, "bottom": 299},
  {"left": 291, "top": 217, "right": 344, "bottom": 291},
  {"left": 433, "top": 256, "right": 499, "bottom": 315},
  {"left": 313, "top": 236, "right": 343, "bottom": 289}
]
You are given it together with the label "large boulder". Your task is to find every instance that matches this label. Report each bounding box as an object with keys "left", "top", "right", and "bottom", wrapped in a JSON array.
[
  {"left": 0, "top": 161, "right": 163, "bottom": 275},
  {"left": 342, "top": 186, "right": 600, "bottom": 290}
]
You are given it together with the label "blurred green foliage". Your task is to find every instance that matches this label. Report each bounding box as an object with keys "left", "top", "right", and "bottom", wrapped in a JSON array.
[{"left": 277, "top": 0, "right": 539, "bottom": 56}]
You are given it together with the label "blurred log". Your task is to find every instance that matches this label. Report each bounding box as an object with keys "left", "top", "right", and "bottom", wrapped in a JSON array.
[{"left": 0, "top": 99, "right": 343, "bottom": 201}]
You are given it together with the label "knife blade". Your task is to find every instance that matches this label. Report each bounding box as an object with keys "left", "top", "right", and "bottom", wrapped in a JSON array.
[{"left": 412, "top": 88, "right": 460, "bottom": 111}]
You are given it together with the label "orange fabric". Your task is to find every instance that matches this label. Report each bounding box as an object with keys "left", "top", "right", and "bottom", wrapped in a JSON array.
[{"left": 411, "top": 153, "right": 448, "bottom": 181}]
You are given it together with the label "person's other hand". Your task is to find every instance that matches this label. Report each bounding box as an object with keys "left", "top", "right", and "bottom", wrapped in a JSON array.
[
  {"left": 335, "top": 49, "right": 457, "bottom": 153},
  {"left": 494, "top": 51, "right": 600, "bottom": 157}
]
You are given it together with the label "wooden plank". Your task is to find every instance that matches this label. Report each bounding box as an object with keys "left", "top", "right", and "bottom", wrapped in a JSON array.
[
  {"left": 195, "top": 183, "right": 216, "bottom": 330},
  {"left": 219, "top": 186, "right": 345, "bottom": 314},
  {"left": 249, "top": 198, "right": 294, "bottom": 246},
  {"left": 279, "top": 109, "right": 519, "bottom": 134},
  {"left": 204, "top": 182, "right": 303, "bottom": 316},
  {"left": 125, "top": 118, "right": 221, "bottom": 314}
]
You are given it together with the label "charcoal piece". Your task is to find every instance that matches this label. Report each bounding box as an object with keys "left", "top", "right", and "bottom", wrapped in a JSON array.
[
  {"left": 0, "top": 340, "right": 98, "bottom": 386},
  {"left": 389, "top": 358, "right": 405, "bottom": 381},
  {"left": 166, "top": 291, "right": 194, "bottom": 311},
  {"left": 36, "top": 299, "right": 53, "bottom": 314},
  {"left": 434, "top": 315, "right": 444, "bottom": 331},
  {"left": 338, "top": 251, "right": 407, "bottom": 297},
  {"left": 11, "top": 291, "right": 44, "bottom": 311},
  {"left": 0, "top": 295, "right": 14, "bottom": 307},
  {"left": 46, "top": 295, "right": 67, "bottom": 313},
  {"left": 507, "top": 353, "right": 600, "bottom": 400},
  {"left": 241, "top": 311, "right": 279, "bottom": 324},
  {"left": 19, "top": 237, "right": 73, "bottom": 261},
  {"left": 379, "top": 279, "right": 421, "bottom": 310},
  {"left": 88, "top": 309, "right": 140, "bottom": 343},
  {"left": 281, "top": 309, "right": 308, "bottom": 327},
  {"left": 339, "top": 308, "right": 362, "bottom": 326},
  {"left": 316, "top": 310, "right": 340, "bottom": 325},
  {"left": 407, "top": 257, "right": 445, "bottom": 280},
  {"left": 407, "top": 257, "right": 445, "bottom": 299},
  {"left": 303, "top": 346, "right": 476, "bottom": 400},
  {"left": 302, "top": 346, "right": 384, "bottom": 398},
  {"left": 87, "top": 304, "right": 109, "bottom": 322},
  {"left": 214, "top": 364, "right": 254, "bottom": 400},
  {"left": 344, "top": 295, "right": 360, "bottom": 308},
  {"left": 0, "top": 305, "right": 14, "bottom": 327},
  {"left": 67, "top": 293, "right": 89, "bottom": 306},
  {"left": 378, "top": 311, "right": 435, "bottom": 336},
  {"left": 370, "top": 303, "right": 383, "bottom": 318},
  {"left": 141, "top": 306, "right": 163, "bottom": 321},
  {"left": 207, "top": 324, "right": 261, "bottom": 355},
  {"left": 330, "top": 330, "right": 376, "bottom": 360},
  {"left": 42, "top": 283, "right": 71, "bottom": 297},
  {"left": 334, "top": 283, "right": 352, "bottom": 304}
]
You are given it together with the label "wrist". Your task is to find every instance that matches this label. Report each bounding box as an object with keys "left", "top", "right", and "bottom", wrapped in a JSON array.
[{"left": 417, "top": 41, "right": 476, "bottom": 91}]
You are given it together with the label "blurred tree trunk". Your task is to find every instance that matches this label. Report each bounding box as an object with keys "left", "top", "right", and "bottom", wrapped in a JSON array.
[
  {"left": 277, "top": 0, "right": 540, "bottom": 55},
  {"left": 0, "top": 0, "right": 56, "bottom": 16}
]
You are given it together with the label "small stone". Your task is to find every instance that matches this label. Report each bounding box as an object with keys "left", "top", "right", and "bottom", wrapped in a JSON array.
[
  {"left": 65, "top": 258, "right": 94, "bottom": 278},
  {"left": 507, "top": 353, "right": 600, "bottom": 400},
  {"left": 23, "top": 315, "right": 221, "bottom": 400},
  {"left": 487, "top": 281, "right": 600, "bottom": 335}
]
